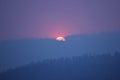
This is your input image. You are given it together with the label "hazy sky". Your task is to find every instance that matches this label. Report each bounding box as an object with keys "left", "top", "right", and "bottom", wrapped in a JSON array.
[{"left": 0, "top": 0, "right": 120, "bottom": 40}]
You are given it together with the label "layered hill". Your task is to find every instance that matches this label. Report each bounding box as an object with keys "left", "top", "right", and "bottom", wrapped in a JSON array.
[
  {"left": 0, "top": 53, "right": 120, "bottom": 80},
  {"left": 0, "top": 32, "right": 120, "bottom": 72}
]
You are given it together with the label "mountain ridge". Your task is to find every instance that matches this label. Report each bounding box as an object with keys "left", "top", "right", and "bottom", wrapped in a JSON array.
[{"left": 0, "top": 32, "right": 120, "bottom": 72}]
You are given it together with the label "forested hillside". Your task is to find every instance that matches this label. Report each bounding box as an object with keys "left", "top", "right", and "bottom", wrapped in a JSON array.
[{"left": 0, "top": 52, "right": 120, "bottom": 80}]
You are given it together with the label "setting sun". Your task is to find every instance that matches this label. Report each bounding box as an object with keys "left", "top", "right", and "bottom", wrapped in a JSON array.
[{"left": 56, "top": 37, "right": 66, "bottom": 41}]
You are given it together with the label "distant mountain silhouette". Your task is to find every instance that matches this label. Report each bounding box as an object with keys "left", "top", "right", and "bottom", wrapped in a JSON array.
[
  {"left": 0, "top": 32, "right": 120, "bottom": 72},
  {"left": 0, "top": 52, "right": 120, "bottom": 80}
]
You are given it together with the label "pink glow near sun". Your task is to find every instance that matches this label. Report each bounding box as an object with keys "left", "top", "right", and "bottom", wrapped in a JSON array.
[{"left": 46, "top": 28, "right": 68, "bottom": 38}]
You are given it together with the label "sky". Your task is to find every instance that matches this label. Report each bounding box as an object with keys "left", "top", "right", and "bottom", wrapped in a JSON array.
[{"left": 0, "top": 0, "right": 120, "bottom": 40}]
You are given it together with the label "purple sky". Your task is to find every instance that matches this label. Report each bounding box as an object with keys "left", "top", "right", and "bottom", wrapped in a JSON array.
[{"left": 0, "top": 0, "right": 120, "bottom": 40}]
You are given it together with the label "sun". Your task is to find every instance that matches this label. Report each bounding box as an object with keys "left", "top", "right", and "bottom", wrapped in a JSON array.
[{"left": 56, "top": 37, "right": 66, "bottom": 41}]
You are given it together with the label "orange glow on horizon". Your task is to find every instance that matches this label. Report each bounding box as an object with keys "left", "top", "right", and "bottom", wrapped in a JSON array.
[{"left": 56, "top": 37, "right": 66, "bottom": 41}]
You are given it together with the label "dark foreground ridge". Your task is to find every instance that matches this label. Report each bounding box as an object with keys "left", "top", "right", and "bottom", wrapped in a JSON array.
[{"left": 0, "top": 52, "right": 120, "bottom": 80}]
